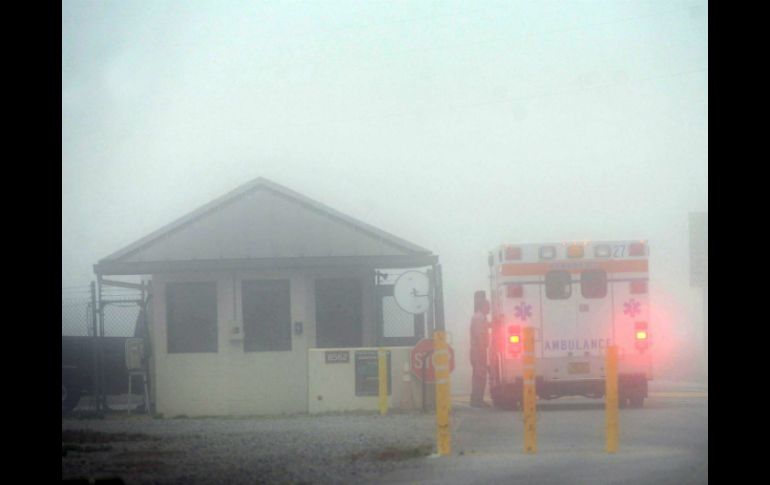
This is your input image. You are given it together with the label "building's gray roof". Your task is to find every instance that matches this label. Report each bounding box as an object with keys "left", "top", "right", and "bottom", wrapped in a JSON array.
[{"left": 95, "top": 177, "right": 437, "bottom": 275}]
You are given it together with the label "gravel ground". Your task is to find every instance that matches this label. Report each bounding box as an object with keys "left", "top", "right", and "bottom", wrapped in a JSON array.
[{"left": 62, "top": 411, "right": 437, "bottom": 484}]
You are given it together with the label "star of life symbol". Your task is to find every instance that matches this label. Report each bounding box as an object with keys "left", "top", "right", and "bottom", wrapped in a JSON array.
[
  {"left": 624, "top": 299, "right": 641, "bottom": 318},
  {"left": 514, "top": 302, "right": 533, "bottom": 321}
]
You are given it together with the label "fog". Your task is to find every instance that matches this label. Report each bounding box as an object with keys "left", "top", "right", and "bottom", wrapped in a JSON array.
[{"left": 62, "top": 0, "right": 708, "bottom": 391}]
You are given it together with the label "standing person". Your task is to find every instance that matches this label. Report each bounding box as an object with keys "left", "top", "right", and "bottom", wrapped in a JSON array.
[{"left": 470, "top": 290, "right": 491, "bottom": 407}]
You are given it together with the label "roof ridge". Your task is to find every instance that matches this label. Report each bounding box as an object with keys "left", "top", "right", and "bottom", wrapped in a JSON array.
[{"left": 98, "top": 177, "right": 432, "bottom": 264}]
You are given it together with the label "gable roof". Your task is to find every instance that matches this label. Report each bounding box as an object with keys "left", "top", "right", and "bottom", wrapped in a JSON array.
[{"left": 94, "top": 177, "right": 437, "bottom": 275}]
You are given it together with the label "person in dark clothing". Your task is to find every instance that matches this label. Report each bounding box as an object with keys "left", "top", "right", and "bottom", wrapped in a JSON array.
[{"left": 470, "top": 290, "right": 491, "bottom": 407}]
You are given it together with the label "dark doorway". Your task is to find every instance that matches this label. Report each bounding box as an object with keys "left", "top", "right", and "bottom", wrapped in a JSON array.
[{"left": 315, "top": 278, "right": 363, "bottom": 348}]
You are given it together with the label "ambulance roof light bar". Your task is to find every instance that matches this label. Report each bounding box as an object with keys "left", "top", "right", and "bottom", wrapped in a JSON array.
[
  {"left": 629, "top": 242, "right": 647, "bottom": 257},
  {"left": 567, "top": 244, "right": 584, "bottom": 258}
]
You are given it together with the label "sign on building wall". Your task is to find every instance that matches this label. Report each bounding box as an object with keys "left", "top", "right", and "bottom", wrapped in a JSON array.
[
  {"left": 324, "top": 350, "right": 350, "bottom": 364},
  {"left": 355, "top": 350, "right": 391, "bottom": 396},
  {"left": 689, "top": 212, "right": 708, "bottom": 287}
]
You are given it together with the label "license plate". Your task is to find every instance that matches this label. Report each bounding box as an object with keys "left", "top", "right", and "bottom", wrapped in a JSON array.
[{"left": 568, "top": 362, "right": 590, "bottom": 374}]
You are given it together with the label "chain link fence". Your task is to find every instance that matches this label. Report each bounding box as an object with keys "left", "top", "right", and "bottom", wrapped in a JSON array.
[
  {"left": 61, "top": 287, "right": 143, "bottom": 337},
  {"left": 381, "top": 295, "right": 418, "bottom": 338},
  {"left": 62, "top": 283, "right": 147, "bottom": 413}
]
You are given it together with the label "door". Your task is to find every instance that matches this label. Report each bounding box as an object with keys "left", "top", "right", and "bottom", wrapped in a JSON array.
[
  {"left": 315, "top": 278, "right": 363, "bottom": 348},
  {"left": 541, "top": 270, "right": 579, "bottom": 358},
  {"left": 574, "top": 269, "right": 613, "bottom": 357}
]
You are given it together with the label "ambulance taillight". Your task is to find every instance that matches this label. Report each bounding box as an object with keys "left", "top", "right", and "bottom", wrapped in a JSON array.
[
  {"left": 635, "top": 321, "right": 649, "bottom": 351},
  {"left": 507, "top": 325, "right": 522, "bottom": 356}
]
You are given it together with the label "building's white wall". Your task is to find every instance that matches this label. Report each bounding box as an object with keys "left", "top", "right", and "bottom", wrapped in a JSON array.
[
  {"left": 307, "top": 347, "right": 426, "bottom": 414},
  {"left": 149, "top": 267, "right": 382, "bottom": 416}
]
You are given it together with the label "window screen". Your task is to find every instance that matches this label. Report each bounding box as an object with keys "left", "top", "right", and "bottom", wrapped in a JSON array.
[
  {"left": 242, "top": 280, "right": 292, "bottom": 352},
  {"left": 166, "top": 282, "right": 218, "bottom": 353},
  {"left": 375, "top": 282, "right": 424, "bottom": 347},
  {"left": 581, "top": 270, "right": 608, "bottom": 299},
  {"left": 545, "top": 271, "right": 572, "bottom": 300}
]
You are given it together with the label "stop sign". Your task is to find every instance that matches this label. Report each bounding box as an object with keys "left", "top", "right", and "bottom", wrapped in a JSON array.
[{"left": 410, "top": 338, "right": 455, "bottom": 383}]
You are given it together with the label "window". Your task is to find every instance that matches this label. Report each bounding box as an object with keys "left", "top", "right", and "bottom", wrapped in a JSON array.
[
  {"left": 581, "top": 270, "right": 608, "bottom": 298},
  {"left": 242, "top": 280, "right": 292, "bottom": 352},
  {"left": 315, "top": 278, "right": 363, "bottom": 348},
  {"left": 545, "top": 270, "right": 572, "bottom": 300},
  {"left": 166, "top": 282, "right": 218, "bottom": 353}
]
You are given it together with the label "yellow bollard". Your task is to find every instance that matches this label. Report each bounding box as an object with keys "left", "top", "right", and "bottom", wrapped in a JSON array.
[
  {"left": 522, "top": 327, "right": 537, "bottom": 454},
  {"left": 605, "top": 345, "right": 619, "bottom": 453},
  {"left": 433, "top": 331, "right": 452, "bottom": 455},
  {"left": 378, "top": 348, "right": 388, "bottom": 416}
]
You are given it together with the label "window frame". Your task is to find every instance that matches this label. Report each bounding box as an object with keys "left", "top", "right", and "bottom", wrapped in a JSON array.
[
  {"left": 545, "top": 270, "right": 572, "bottom": 300},
  {"left": 580, "top": 269, "right": 608, "bottom": 299}
]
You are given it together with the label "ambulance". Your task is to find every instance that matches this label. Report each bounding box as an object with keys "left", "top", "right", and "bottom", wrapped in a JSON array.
[{"left": 486, "top": 241, "right": 651, "bottom": 409}]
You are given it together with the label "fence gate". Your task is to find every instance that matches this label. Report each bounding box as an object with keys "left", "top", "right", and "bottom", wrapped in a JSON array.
[{"left": 61, "top": 279, "right": 150, "bottom": 413}]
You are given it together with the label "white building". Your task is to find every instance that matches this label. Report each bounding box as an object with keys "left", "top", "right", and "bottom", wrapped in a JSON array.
[{"left": 94, "top": 178, "right": 438, "bottom": 416}]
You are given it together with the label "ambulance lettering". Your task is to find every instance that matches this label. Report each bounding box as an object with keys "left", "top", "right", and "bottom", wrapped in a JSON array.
[{"left": 545, "top": 338, "right": 611, "bottom": 351}]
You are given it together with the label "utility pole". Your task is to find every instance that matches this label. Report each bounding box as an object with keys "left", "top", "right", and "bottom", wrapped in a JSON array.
[
  {"left": 689, "top": 212, "right": 708, "bottom": 386},
  {"left": 90, "top": 281, "right": 99, "bottom": 411},
  {"left": 703, "top": 284, "right": 708, "bottom": 385}
]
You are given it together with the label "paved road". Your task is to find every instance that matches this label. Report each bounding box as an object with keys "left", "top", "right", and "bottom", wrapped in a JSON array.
[{"left": 377, "top": 392, "right": 708, "bottom": 485}]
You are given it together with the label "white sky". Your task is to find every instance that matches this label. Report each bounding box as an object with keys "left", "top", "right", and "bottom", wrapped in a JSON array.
[{"left": 62, "top": 0, "right": 707, "bottom": 382}]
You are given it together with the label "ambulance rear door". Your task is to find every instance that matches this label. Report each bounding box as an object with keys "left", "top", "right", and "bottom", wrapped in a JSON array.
[{"left": 540, "top": 269, "right": 579, "bottom": 359}]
